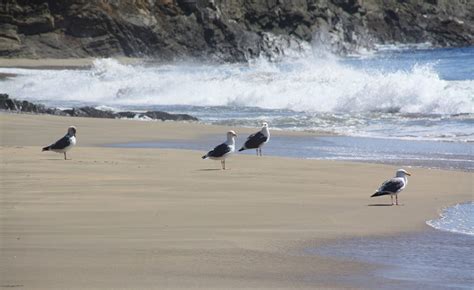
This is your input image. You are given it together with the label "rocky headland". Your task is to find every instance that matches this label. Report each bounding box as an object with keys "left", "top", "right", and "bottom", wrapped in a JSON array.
[
  {"left": 0, "top": 94, "right": 198, "bottom": 121},
  {"left": 0, "top": 0, "right": 472, "bottom": 62}
]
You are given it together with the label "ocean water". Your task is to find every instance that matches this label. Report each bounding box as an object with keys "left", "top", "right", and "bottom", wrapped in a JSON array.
[
  {"left": 427, "top": 202, "right": 474, "bottom": 236},
  {"left": 305, "top": 204, "right": 474, "bottom": 289},
  {"left": 306, "top": 228, "right": 474, "bottom": 289},
  {"left": 0, "top": 47, "right": 473, "bottom": 142}
]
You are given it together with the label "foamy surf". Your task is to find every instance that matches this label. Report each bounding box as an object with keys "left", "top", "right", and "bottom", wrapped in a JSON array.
[
  {"left": 1, "top": 57, "right": 472, "bottom": 114},
  {"left": 427, "top": 203, "right": 474, "bottom": 236},
  {"left": 0, "top": 47, "right": 473, "bottom": 141}
]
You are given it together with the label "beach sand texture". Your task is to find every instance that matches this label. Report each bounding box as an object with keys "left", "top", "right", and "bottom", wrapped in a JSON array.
[{"left": 1, "top": 113, "right": 472, "bottom": 289}]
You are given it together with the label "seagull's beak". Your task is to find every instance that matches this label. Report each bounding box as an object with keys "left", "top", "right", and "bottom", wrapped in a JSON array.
[
  {"left": 406, "top": 172, "right": 411, "bottom": 176},
  {"left": 233, "top": 133, "right": 237, "bottom": 137}
]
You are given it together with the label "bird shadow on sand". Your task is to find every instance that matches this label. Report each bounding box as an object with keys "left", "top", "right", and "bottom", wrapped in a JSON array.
[{"left": 197, "top": 168, "right": 224, "bottom": 171}]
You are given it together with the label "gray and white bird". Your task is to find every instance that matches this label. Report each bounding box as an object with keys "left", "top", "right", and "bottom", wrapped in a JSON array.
[
  {"left": 42, "top": 126, "right": 77, "bottom": 160},
  {"left": 371, "top": 169, "right": 411, "bottom": 205},
  {"left": 202, "top": 130, "right": 237, "bottom": 170},
  {"left": 238, "top": 122, "right": 270, "bottom": 156}
]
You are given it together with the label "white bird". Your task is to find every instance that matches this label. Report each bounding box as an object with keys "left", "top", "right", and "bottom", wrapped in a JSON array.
[
  {"left": 238, "top": 122, "right": 270, "bottom": 156},
  {"left": 202, "top": 130, "right": 237, "bottom": 170},
  {"left": 42, "top": 126, "right": 77, "bottom": 160},
  {"left": 371, "top": 169, "right": 412, "bottom": 205}
]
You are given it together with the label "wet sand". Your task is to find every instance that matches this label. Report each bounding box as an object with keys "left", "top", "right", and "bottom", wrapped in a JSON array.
[{"left": 1, "top": 113, "right": 472, "bottom": 289}]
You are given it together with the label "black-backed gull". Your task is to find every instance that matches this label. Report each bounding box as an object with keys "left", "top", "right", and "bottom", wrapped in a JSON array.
[
  {"left": 238, "top": 122, "right": 270, "bottom": 156},
  {"left": 371, "top": 169, "right": 411, "bottom": 205},
  {"left": 42, "top": 126, "right": 77, "bottom": 160},
  {"left": 202, "top": 130, "right": 237, "bottom": 170}
]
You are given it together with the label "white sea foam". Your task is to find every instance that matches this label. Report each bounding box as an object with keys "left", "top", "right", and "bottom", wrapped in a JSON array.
[
  {"left": 0, "top": 56, "right": 472, "bottom": 115},
  {"left": 427, "top": 203, "right": 474, "bottom": 236}
]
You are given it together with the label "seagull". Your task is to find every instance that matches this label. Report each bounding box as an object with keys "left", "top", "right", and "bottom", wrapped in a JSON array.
[
  {"left": 202, "top": 130, "right": 237, "bottom": 170},
  {"left": 238, "top": 122, "right": 270, "bottom": 156},
  {"left": 371, "top": 169, "right": 411, "bottom": 205},
  {"left": 42, "top": 126, "right": 77, "bottom": 160}
]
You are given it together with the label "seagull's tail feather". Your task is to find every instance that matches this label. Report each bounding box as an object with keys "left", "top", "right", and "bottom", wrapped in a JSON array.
[
  {"left": 238, "top": 147, "right": 245, "bottom": 152},
  {"left": 42, "top": 146, "right": 50, "bottom": 152},
  {"left": 202, "top": 155, "right": 208, "bottom": 159},
  {"left": 371, "top": 191, "right": 386, "bottom": 197}
]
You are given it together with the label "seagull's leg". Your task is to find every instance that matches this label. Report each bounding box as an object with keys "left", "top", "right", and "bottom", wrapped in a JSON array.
[
  {"left": 64, "top": 152, "right": 67, "bottom": 160},
  {"left": 260, "top": 148, "right": 263, "bottom": 156},
  {"left": 223, "top": 160, "right": 226, "bottom": 170},
  {"left": 256, "top": 149, "right": 258, "bottom": 156},
  {"left": 396, "top": 194, "right": 399, "bottom": 206},
  {"left": 391, "top": 195, "right": 394, "bottom": 205}
]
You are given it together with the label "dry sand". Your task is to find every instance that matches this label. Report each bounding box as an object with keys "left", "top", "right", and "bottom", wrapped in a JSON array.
[
  {"left": 0, "top": 57, "right": 141, "bottom": 69},
  {"left": 1, "top": 113, "right": 472, "bottom": 289}
]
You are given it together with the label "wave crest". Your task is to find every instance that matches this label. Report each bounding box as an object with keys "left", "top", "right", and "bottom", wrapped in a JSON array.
[{"left": 0, "top": 56, "right": 473, "bottom": 115}]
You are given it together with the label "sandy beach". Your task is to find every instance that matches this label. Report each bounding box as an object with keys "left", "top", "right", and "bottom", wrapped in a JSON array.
[
  {"left": 0, "top": 58, "right": 142, "bottom": 69},
  {"left": 0, "top": 113, "right": 472, "bottom": 289}
]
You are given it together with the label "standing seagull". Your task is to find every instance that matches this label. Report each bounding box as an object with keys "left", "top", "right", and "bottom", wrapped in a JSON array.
[
  {"left": 371, "top": 169, "right": 411, "bottom": 205},
  {"left": 42, "top": 126, "right": 77, "bottom": 160},
  {"left": 238, "top": 122, "right": 270, "bottom": 156},
  {"left": 202, "top": 130, "right": 237, "bottom": 170}
]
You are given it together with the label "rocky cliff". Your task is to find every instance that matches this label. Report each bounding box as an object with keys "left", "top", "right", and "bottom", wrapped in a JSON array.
[{"left": 1, "top": 0, "right": 473, "bottom": 62}]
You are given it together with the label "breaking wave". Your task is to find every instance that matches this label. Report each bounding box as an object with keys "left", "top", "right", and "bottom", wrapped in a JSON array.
[
  {"left": 427, "top": 203, "right": 474, "bottom": 236},
  {"left": 1, "top": 55, "right": 473, "bottom": 115}
]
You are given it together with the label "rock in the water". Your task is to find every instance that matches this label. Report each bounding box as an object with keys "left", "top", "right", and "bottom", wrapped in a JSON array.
[
  {"left": 0, "top": 94, "right": 199, "bottom": 121},
  {"left": 62, "top": 107, "right": 117, "bottom": 118},
  {"left": 144, "top": 111, "right": 198, "bottom": 121},
  {"left": 0, "top": 93, "right": 66, "bottom": 115}
]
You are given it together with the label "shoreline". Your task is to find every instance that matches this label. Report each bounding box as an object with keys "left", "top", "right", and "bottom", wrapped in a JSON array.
[
  {"left": 1, "top": 113, "right": 472, "bottom": 289},
  {"left": 303, "top": 226, "right": 474, "bottom": 289},
  {"left": 108, "top": 133, "right": 473, "bottom": 172}
]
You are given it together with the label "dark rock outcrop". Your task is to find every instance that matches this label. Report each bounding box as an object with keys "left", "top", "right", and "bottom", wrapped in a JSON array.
[
  {"left": 0, "top": 1, "right": 473, "bottom": 61},
  {"left": 143, "top": 111, "right": 198, "bottom": 121},
  {"left": 63, "top": 107, "right": 117, "bottom": 119},
  {"left": 0, "top": 94, "right": 198, "bottom": 121},
  {"left": 0, "top": 93, "right": 67, "bottom": 115}
]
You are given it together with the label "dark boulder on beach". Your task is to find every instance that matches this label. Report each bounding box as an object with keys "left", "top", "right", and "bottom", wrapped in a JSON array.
[
  {"left": 0, "top": 94, "right": 199, "bottom": 121},
  {"left": 144, "top": 111, "right": 198, "bottom": 121},
  {"left": 63, "top": 107, "right": 117, "bottom": 119},
  {"left": 0, "top": 0, "right": 473, "bottom": 61},
  {"left": 0, "top": 93, "right": 66, "bottom": 115}
]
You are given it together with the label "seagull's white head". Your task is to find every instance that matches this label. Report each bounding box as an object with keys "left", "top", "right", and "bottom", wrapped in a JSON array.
[
  {"left": 260, "top": 122, "right": 270, "bottom": 137},
  {"left": 396, "top": 169, "right": 411, "bottom": 177},
  {"left": 227, "top": 130, "right": 237, "bottom": 138},
  {"left": 67, "top": 126, "right": 77, "bottom": 137}
]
